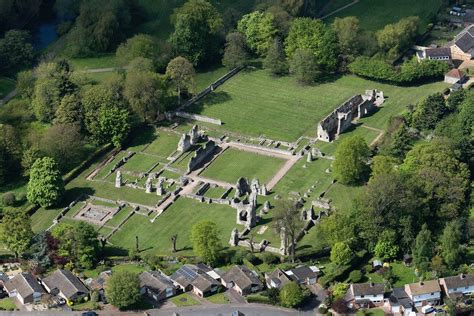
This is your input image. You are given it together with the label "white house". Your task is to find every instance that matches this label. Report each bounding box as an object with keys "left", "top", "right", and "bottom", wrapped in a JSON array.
[
  {"left": 346, "top": 282, "right": 385, "bottom": 308},
  {"left": 439, "top": 274, "right": 474, "bottom": 299},
  {"left": 404, "top": 280, "right": 441, "bottom": 307},
  {"left": 388, "top": 287, "right": 414, "bottom": 316}
]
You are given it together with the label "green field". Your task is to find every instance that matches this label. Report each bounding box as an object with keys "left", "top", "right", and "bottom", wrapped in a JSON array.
[
  {"left": 109, "top": 197, "right": 240, "bottom": 255},
  {"left": 170, "top": 293, "right": 200, "bottom": 307},
  {"left": 69, "top": 54, "right": 117, "bottom": 70},
  {"left": 327, "top": 0, "right": 443, "bottom": 32},
  {"left": 201, "top": 148, "right": 286, "bottom": 184},
  {"left": 121, "top": 153, "right": 160, "bottom": 173},
  {"left": 142, "top": 131, "right": 180, "bottom": 158},
  {"left": 189, "top": 69, "right": 447, "bottom": 142}
]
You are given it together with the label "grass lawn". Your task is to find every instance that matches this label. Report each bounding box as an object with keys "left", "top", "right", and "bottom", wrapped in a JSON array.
[
  {"left": 272, "top": 158, "right": 333, "bottom": 198},
  {"left": 204, "top": 186, "right": 228, "bottom": 199},
  {"left": 84, "top": 71, "right": 118, "bottom": 84},
  {"left": 195, "top": 67, "right": 230, "bottom": 91},
  {"left": 69, "top": 54, "right": 117, "bottom": 70},
  {"left": 106, "top": 206, "right": 134, "bottom": 227},
  {"left": 0, "top": 77, "right": 15, "bottom": 99},
  {"left": 365, "top": 262, "right": 418, "bottom": 287},
  {"left": 324, "top": 182, "right": 365, "bottom": 214},
  {"left": 201, "top": 148, "right": 286, "bottom": 184},
  {"left": 111, "top": 263, "right": 147, "bottom": 274},
  {"left": 0, "top": 298, "right": 16, "bottom": 311},
  {"left": 121, "top": 153, "right": 160, "bottom": 173},
  {"left": 356, "top": 308, "right": 385, "bottom": 316},
  {"left": 327, "top": 0, "right": 443, "bottom": 32},
  {"left": 142, "top": 131, "right": 180, "bottom": 158},
  {"left": 71, "top": 300, "right": 98, "bottom": 311},
  {"left": 170, "top": 293, "right": 200, "bottom": 307},
  {"left": 189, "top": 69, "right": 447, "bottom": 142},
  {"left": 206, "top": 292, "right": 230, "bottom": 304},
  {"left": 109, "top": 197, "right": 240, "bottom": 256}
]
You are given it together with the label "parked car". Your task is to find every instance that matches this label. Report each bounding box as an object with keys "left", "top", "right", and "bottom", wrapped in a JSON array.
[
  {"left": 421, "top": 305, "right": 434, "bottom": 314},
  {"left": 81, "top": 312, "right": 98, "bottom": 316}
]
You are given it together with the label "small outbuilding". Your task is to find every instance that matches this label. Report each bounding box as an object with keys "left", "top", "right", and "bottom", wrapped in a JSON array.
[{"left": 444, "top": 68, "right": 467, "bottom": 84}]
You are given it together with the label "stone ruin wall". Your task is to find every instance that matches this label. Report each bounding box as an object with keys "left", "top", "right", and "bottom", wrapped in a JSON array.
[{"left": 187, "top": 140, "right": 217, "bottom": 173}]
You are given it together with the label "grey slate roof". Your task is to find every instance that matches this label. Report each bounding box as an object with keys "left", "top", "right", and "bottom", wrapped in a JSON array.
[
  {"left": 441, "top": 274, "right": 474, "bottom": 289},
  {"left": 266, "top": 268, "right": 291, "bottom": 288},
  {"left": 287, "top": 266, "right": 318, "bottom": 282},
  {"left": 170, "top": 264, "right": 219, "bottom": 292},
  {"left": 4, "top": 273, "right": 45, "bottom": 298},
  {"left": 42, "top": 269, "right": 89, "bottom": 299},
  {"left": 351, "top": 282, "right": 385, "bottom": 296},
  {"left": 425, "top": 47, "right": 451, "bottom": 58},
  {"left": 139, "top": 271, "right": 174, "bottom": 294},
  {"left": 454, "top": 25, "right": 474, "bottom": 52},
  {"left": 221, "top": 265, "right": 262, "bottom": 290},
  {"left": 389, "top": 287, "right": 412, "bottom": 308}
]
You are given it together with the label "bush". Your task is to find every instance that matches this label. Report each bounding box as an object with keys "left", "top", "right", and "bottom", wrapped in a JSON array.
[
  {"left": 279, "top": 282, "right": 305, "bottom": 308},
  {"left": 231, "top": 249, "right": 246, "bottom": 264},
  {"left": 319, "top": 306, "right": 328, "bottom": 314},
  {"left": 91, "top": 290, "right": 100, "bottom": 302},
  {"left": 2, "top": 192, "right": 15, "bottom": 206},
  {"left": 348, "top": 270, "right": 363, "bottom": 283},
  {"left": 245, "top": 253, "right": 261, "bottom": 265},
  {"left": 261, "top": 252, "right": 280, "bottom": 265}
]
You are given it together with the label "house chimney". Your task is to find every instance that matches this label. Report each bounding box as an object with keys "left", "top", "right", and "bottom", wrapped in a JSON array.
[
  {"left": 370, "top": 282, "right": 374, "bottom": 287},
  {"left": 460, "top": 273, "right": 465, "bottom": 279},
  {"left": 419, "top": 281, "right": 424, "bottom": 286}
]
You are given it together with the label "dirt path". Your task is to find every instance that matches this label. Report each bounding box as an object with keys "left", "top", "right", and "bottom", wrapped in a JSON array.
[
  {"left": 228, "top": 142, "right": 293, "bottom": 159},
  {"left": 267, "top": 155, "right": 300, "bottom": 190},
  {"left": 360, "top": 125, "right": 385, "bottom": 147},
  {"left": 320, "top": 0, "right": 360, "bottom": 19}
]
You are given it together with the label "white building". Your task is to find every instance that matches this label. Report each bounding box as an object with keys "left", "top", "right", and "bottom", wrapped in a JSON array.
[
  {"left": 439, "top": 274, "right": 474, "bottom": 299},
  {"left": 346, "top": 282, "right": 385, "bottom": 308},
  {"left": 404, "top": 280, "right": 441, "bottom": 307}
]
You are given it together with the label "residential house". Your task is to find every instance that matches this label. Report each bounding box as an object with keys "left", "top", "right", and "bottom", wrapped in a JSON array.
[
  {"left": 285, "top": 266, "right": 319, "bottom": 285},
  {"left": 418, "top": 47, "right": 452, "bottom": 61},
  {"left": 139, "top": 271, "right": 176, "bottom": 302},
  {"left": 42, "top": 269, "right": 89, "bottom": 303},
  {"left": 439, "top": 274, "right": 474, "bottom": 299},
  {"left": 170, "top": 264, "right": 220, "bottom": 297},
  {"left": 4, "top": 273, "right": 46, "bottom": 305},
  {"left": 404, "top": 280, "right": 441, "bottom": 307},
  {"left": 444, "top": 68, "right": 467, "bottom": 84},
  {"left": 346, "top": 282, "right": 385, "bottom": 308},
  {"left": 221, "top": 265, "right": 263, "bottom": 296},
  {"left": 84, "top": 270, "right": 111, "bottom": 302},
  {"left": 265, "top": 268, "right": 291, "bottom": 289},
  {"left": 450, "top": 25, "right": 474, "bottom": 60},
  {"left": 388, "top": 287, "right": 414, "bottom": 316}
]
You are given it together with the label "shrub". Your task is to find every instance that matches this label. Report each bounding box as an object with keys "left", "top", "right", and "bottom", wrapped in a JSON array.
[
  {"left": 91, "top": 290, "right": 100, "bottom": 302},
  {"left": 245, "top": 253, "right": 260, "bottom": 265},
  {"left": 319, "top": 306, "right": 328, "bottom": 314},
  {"left": 279, "top": 282, "right": 305, "bottom": 308},
  {"left": 261, "top": 252, "right": 280, "bottom": 265},
  {"left": 2, "top": 192, "right": 15, "bottom": 206},
  {"left": 348, "top": 270, "right": 363, "bottom": 283},
  {"left": 231, "top": 249, "right": 246, "bottom": 264}
]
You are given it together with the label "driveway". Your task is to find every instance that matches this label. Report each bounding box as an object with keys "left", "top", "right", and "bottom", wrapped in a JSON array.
[{"left": 226, "top": 289, "right": 247, "bottom": 304}]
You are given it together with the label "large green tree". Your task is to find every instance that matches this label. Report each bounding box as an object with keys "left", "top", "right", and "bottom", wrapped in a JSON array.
[
  {"left": 222, "top": 32, "right": 249, "bottom": 69},
  {"left": 412, "top": 224, "right": 434, "bottom": 273},
  {"left": 279, "top": 282, "right": 305, "bottom": 308},
  {"left": 376, "top": 16, "right": 419, "bottom": 57},
  {"left": 412, "top": 93, "right": 449, "bottom": 130},
  {"left": 289, "top": 48, "right": 318, "bottom": 84},
  {"left": 264, "top": 37, "right": 288, "bottom": 76},
  {"left": 333, "top": 135, "right": 370, "bottom": 185},
  {"left": 237, "top": 11, "right": 277, "bottom": 56},
  {"left": 116, "top": 34, "right": 160, "bottom": 68},
  {"left": 440, "top": 220, "right": 463, "bottom": 268},
  {"left": 166, "top": 56, "right": 195, "bottom": 105},
  {"left": 0, "top": 29, "right": 34, "bottom": 72},
  {"left": 330, "top": 241, "right": 353, "bottom": 266},
  {"left": 27, "top": 157, "right": 64, "bottom": 208},
  {"left": 106, "top": 271, "right": 140, "bottom": 309},
  {"left": 169, "top": 0, "right": 223, "bottom": 65},
  {"left": 285, "top": 18, "right": 339, "bottom": 72},
  {"left": 332, "top": 16, "right": 361, "bottom": 59},
  {"left": 273, "top": 200, "right": 303, "bottom": 263},
  {"left": 190, "top": 221, "right": 221, "bottom": 265},
  {"left": 1, "top": 208, "right": 33, "bottom": 258}
]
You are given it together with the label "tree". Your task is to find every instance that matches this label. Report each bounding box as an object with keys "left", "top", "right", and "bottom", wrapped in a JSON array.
[
  {"left": 0, "top": 208, "right": 33, "bottom": 258},
  {"left": 376, "top": 16, "right": 419, "bottom": 57},
  {"left": 412, "top": 224, "right": 434, "bottom": 273},
  {"left": 237, "top": 11, "right": 277, "bottom": 56},
  {"left": 27, "top": 157, "right": 64, "bottom": 208},
  {"left": 412, "top": 93, "right": 448, "bottom": 130},
  {"left": 446, "top": 89, "right": 466, "bottom": 111},
  {"left": 169, "top": 0, "right": 223, "bottom": 65},
  {"left": 289, "top": 48, "right": 318, "bottom": 84},
  {"left": 440, "top": 220, "right": 463, "bottom": 268},
  {"left": 374, "top": 240, "right": 399, "bottom": 261},
  {"left": 332, "top": 283, "right": 348, "bottom": 299},
  {"left": 166, "top": 57, "right": 195, "bottom": 105},
  {"left": 124, "top": 69, "right": 163, "bottom": 122},
  {"left": 16, "top": 70, "right": 35, "bottom": 98},
  {"left": 387, "top": 123, "right": 413, "bottom": 158},
  {"left": 332, "top": 16, "right": 361, "bottom": 58},
  {"left": 264, "top": 37, "right": 288, "bottom": 75},
  {"left": 370, "top": 155, "right": 398, "bottom": 178},
  {"left": 265, "top": 5, "right": 292, "bottom": 36},
  {"left": 39, "top": 124, "right": 84, "bottom": 171},
  {"left": 21, "top": 146, "right": 42, "bottom": 177},
  {"left": 273, "top": 200, "right": 303, "bottom": 262},
  {"left": 279, "top": 282, "right": 304, "bottom": 308},
  {"left": 0, "top": 29, "right": 34, "bottom": 72},
  {"left": 285, "top": 18, "right": 339, "bottom": 72},
  {"left": 51, "top": 222, "right": 100, "bottom": 269},
  {"left": 54, "top": 93, "right": 83, "bottom": 125},
  {"left": 330, "top": 242, "right": 353, "bottom": 266},
  {"left": 116, "top": 34, "right": 160, "bottom": 68},
  {"left": 106, "top": 270, "right": 140, "bottom": 309},
  {"left": 222, "top": 32, "right": 249, "bottom": 69},
  {"left": 190, "top": 221, "right": 221, "bottom": 265},
  {"left": 279, "top": 0, "right": 304, "bottom": 16},
  {"left": 82, "top": 84, "right": 131, "bottom": 147},
  {"left": 333, "top": 135, "right": 370, "bottom": 185}
]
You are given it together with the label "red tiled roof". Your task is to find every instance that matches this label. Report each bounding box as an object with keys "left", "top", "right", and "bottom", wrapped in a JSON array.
[{"left": 445, "top": 68, "right": 465, "bottom": 78}]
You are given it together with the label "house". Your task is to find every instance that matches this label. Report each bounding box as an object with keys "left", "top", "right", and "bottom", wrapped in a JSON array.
[
  {"left": 42, "top": 269, "right": 89, "bottom": 303},
  {"left": 444, "top": 68, "right": 467, "bottom": 84},
  {"left": 285, "top": 266, "right": 319, "bottom": 285},
  {"left": 265, "top": 268, "right": 291, "bottom": 289},
  {"left": 84, "top": 270, "right": 111, "bottom": 302},
  {"left": 221, "top": 265, "right": 263, "bottom": 296},
  {"left": 170, "top": 264, "right": 220, "bottom": 297},
  {"left": 346, "top": 282, "right": 385, "bottom": 308},
  {"left": 439, "top": 274, "right": 474, "bottom": 299},
  {"left": 418, "top": 47, "right": 452, "bottom": 61},
  {"left": 139, "top": 271, "right": 176, "bottom": 302},
  {"left": 4, "top": 273, "right": 46, "bottom": 305},
  {"left": 404, "top": 280, "right": 441, "bottom": 307},
  {"left": 450, "top": 25, "right": 474, "bottom": 60},
  {"left": 388, "top": 287, "right": 414, "bottom": 315}
]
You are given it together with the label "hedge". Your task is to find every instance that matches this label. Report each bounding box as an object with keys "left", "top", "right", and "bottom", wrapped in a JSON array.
[{"left": 348, "top": 56, "right": 449, "bottom": 84}]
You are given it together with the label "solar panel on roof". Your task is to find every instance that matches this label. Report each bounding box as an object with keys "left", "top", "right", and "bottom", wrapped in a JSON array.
[{"left": 179, "top": 266, "right": 198, "bottom": 281}]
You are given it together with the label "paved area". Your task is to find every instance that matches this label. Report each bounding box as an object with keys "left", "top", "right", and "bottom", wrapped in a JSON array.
[{"left": 226, "top": 289, "right": 247, "bottom": 304}]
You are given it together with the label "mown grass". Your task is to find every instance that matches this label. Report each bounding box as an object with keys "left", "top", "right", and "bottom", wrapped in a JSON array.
[
  {"left": 0, "top": 298, "right": 16, "bottom": 311},
  {"left": 201, "top": 148, "right": 286, "bottom": 184},
  {"left": 206, "top": 292, "right": 230, "bottom": 304},
  {"left": 109, "top": 197, "right": 240, "bottom": 256},
  {"left": 170, "top": 293, "right": 200, "bottom": 307},
  {"left": 365, "top": 262, "right": 417, "bottom": 287},
  {"left": 189, "top": 69, "right": 447, "bottom": 142},
  {"left": 69, "top": 54, "right": 117, "bottom": 70},
  {"left": 327, "top": 0, "right": 442, "bottom": 32}
]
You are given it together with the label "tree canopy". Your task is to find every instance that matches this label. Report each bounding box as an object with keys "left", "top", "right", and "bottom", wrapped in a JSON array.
[
  {"left": 106, "top": 270, "right": 140, "bottom": 309},
  {"left": 1, "top": 208, "right": 33, "bottom": 258},
  {"left": 190, "top": 221, "right": 222, "bottom": 265},
  {"left": 27, "top": 157, "right": 64, "bottom": 208},
  {"left": 333, "top": 135, "right": 370, "bottom": 185},
  {"left": 237, "top": 11, "right": 277, "bottom": 56}
]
